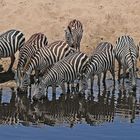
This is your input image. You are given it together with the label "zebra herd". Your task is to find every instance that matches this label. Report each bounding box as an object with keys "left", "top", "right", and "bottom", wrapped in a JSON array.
[{"left": 0, "top": 19, "right": 139, "bottom": 101}]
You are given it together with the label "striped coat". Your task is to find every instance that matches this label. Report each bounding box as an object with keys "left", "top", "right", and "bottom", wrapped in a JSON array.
[
  {"left": 65, "top": 19, "right": 83, "bottom": 51},
  {"left": 114, "top": 35, "right": 138, "bottom": 90},
  {"left": 32, "top": 52, "right": 89, "bottom": 100},
  {"left": 83, "top": 42, "right": 115, "bottom": 91},
  {"left": 0, "top": 29, "right": 25, "bottom": 71},
  {"left": 16, "top": 33, "right": 48, "bottom": 87},
  {"left": 19, "top": 40, "right": 75, "bottom": 92}
]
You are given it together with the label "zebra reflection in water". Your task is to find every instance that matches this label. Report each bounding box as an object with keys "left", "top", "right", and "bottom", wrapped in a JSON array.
[{"left": 1, "top": 86, "right": 139, "bottom": 126}]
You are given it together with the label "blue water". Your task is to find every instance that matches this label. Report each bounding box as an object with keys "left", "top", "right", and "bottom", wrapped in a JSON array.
[
  {"left": 0, "top": 79, "right": 140, "bottom": 140},
  {"left": 0, "top": 120, "right": 140, "bottom": 140}
]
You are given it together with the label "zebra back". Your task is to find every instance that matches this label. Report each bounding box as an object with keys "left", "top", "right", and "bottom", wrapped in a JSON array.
[
  {"left": 65, "top": 52, "right": 89, "bottom": 74},
  {"left": 94, "top": 42, "right": 113, "bottom": 53},
  {"left": 0, "top": 29, "right": 25, "bottom": 57}
]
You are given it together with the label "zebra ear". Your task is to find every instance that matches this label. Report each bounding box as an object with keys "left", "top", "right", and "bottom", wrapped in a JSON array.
[{"left": 67, "top": 26, "right": 72, "bottom": 34}]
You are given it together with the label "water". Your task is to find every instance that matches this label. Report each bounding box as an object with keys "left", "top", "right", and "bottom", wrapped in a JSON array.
[{"left": 0, "top": 79, "right": 140, "bottom": 140}]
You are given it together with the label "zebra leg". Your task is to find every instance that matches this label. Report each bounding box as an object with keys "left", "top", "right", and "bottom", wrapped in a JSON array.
[
  {"left": 122, "top": 67, "right": 126, "bottom": 86},
  {"left": 90, "top": 75, "right": 94, "bottom": 91},
  {"left": 35, "top": 69, "right": 39, "bottom": 80},
  {"left": 52, "top": 84, "right": 56, "bottom": 94},
  {"left": 75, "top": 82, "right": 79, "bottom": 92},
  {"left": 71, "top": 82, "right": 75, "bottom": 92},
  {"left": 52, "top": 84, "right": 56, "bottom": 100},
  {"left": 97, "top": 74, "right": 101, "bottom": 91},
  {"left": 110, "top": 68, "right": 115, "bottom": 87},
  {"left": 8, "top": 54, "right": 15, "bottom": 72},
  {"left": 102, "top": 71, "right": 107, "bottom": 86},
  {"left": 67, "top": 82, "right": 70, "bottom": 93},
  {"left": 118, "top": 61, "right": 121, "bottom": 83},
  {"left": 60, "top": 82, "right": 66, "bottom": 94}
]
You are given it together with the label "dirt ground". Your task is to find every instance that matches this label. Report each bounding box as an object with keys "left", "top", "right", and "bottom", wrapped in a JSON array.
[{"left": 0, "top": 0, "right": 140, "bottom": 87}]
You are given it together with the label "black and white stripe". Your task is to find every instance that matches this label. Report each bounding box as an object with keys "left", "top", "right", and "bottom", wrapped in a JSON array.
[
  {"left": 19, "top": 40, "right": 75, "bottom": 91},
  {"left": 32, "top": 52, "right": 89, "bottom": 100},
  {"left": 65, "top": 19, "right": 83, "bottom": 52},
  {"left": 17, "top": 33, "right": 48, "bottom": 70},
  {"left": 83, "top": 42, "right": 115, "bottom": 91},
  {"left": 0, "top": 29, "right": 25, "bottom": 71},
  {"left": 16, "top": 33, "right": 48, "bottom": 87},
  {"left": 114, "top": 35, "right": 138, "bottom": 90}
]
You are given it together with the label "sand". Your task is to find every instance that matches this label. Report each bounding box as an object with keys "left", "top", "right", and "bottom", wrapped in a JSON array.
[{"left": 0, "top": 0, "right": 140, "bottom": 87}]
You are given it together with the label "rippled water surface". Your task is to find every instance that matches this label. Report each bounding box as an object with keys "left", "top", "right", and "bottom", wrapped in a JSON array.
[{"left": 0, "top": 79, "right": 140, "bottom": 140}]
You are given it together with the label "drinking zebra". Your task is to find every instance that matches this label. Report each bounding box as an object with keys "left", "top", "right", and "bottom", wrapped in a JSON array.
[
  {"left": 65, "top": 19, "right": 83, "bottom": 52},
  {"left": 82, "top": 42, "right": 115, "bottom": 91},
  {"left": 114, "top": 35, "right": 139, "bottom": 90},
  {"left": 19, "top": 40, "right": 75, "bottom": 92},
  {"left": 32, "top": 52, "right": 89, "bottom": 100},
  {"left": 0, "top": 29, "right": 25, "bottom": 72},
  {"left": 16, "top": 33, "right": 48, "bottom": 87}
]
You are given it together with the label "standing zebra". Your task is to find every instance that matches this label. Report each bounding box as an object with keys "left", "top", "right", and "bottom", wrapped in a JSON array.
[
  {"left": 0, "top": 29, "right": 25, "bottom": 72},
  {"left": 32, "top": 52, "right": 89, "bottom": 100},
  {"left": 114, "top": 35, "right": 139, "bottom": 90},
  {"left": 83, "top": 42, "right": 115, "bottom": 91},
  {"left": 19, "top": 40, "right": 75, "bottom": 92},
  {"left": 65, "top": 19, "right": 83, "bottom": 52},
  {"left": 16, "top": 33, "right": 48, "bottom": 87}
]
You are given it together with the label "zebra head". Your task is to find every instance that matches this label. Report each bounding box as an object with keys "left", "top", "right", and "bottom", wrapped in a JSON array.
[
  {"left": 65, "top": 26, "right": 75, "bottom": 48},
  {"left": 16, "top": 67, "right": 23, "bottom": 88},
  {"left": 32, "top": 81, "right": 46, "bottom": 101},
  {"left": 17, "top": 71, "right": 31, "bottom": 93}
]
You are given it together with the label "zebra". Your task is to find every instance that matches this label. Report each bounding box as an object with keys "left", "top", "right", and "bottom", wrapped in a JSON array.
[
  {"left": 32, "top": 52, "right": 89, "bottom": 100},
  {"left": 16, "top": 33, "right": 48, "bottom": 87},
  {"left": 65, "top": 19, "right": 83, "bottom": 52},
  {"left": 0, "top": 29, "right": 25, "bottom": 72},
  {"left": 82, "top": 42, "right": 115, "bottom": 91},
  {"left": 19, "top": 40, "right": 76, "bottom": 92},
  {"left": 114, "top": 35, "right": 139, "bottom": 90}
]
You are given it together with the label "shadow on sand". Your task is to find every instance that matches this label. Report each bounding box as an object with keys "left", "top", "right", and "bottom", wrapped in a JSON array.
[{"left": 0, "top": 71, "right": 15, "bottom": 83}]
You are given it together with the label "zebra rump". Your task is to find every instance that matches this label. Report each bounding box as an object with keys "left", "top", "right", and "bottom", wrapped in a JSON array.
[{"left": 0, "top": 29, "right": 25, "bottom": 71}]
